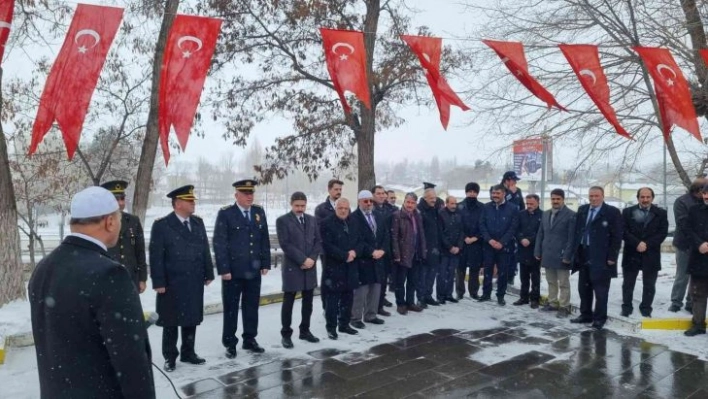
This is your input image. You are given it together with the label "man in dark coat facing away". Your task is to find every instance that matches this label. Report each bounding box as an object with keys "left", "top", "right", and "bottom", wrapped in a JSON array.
[
  {"left": 213, "top": 179, "right": 272, "bottom": 358},
  {"left": 685, "top": 185, "right": 708, "bottom": 336},
  {"left": 457, "top": 182, "right": 484, "bottom": 300},
  {"left": 350, "top": 190, "right": 389, "bottom": 327},
  {"left": 101, "top": 180, "right": 148, "bottom": 293},
  {"left": 276, "top": 191, "right": 322, "bottom": 349},
  {"left": 570, "top": 186, "right": 623, "bottom": 330},
  {"left": 621, "top": 187, "right": 668, "bottom": 317},
  {"left": 150, "top": 185, "right": 214, "bottom": 372},
  {"left": 321, "top": 198, "right": 361, "bottom": 339},
  {"left": 30, "top": 186, "right": 154, "bottom": 399}
]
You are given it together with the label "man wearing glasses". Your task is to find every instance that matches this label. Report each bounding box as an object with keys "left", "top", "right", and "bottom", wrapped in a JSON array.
[{"left": 101, "top": 180, "right": 148, "bottom": 293}]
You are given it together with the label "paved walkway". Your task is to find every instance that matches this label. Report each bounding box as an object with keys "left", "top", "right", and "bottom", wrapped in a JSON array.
[{"left": 184, "top": 318, "right": 704, "bottom": 398}]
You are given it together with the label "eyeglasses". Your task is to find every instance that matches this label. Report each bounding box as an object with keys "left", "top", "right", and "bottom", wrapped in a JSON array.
[{"left": 361, "top": 199, "right": 373, "bottom": 204}]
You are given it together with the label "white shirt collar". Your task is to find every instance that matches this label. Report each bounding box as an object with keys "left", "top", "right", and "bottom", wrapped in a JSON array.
[
  {"left": 236, "top": 204, "right": 250, "bottom": 214},
  {"left": 175, "top": 213, "right": 190, "bottom": 224},
  {"left": 68, "top": 232, "right": 107, "bottom": 251}
]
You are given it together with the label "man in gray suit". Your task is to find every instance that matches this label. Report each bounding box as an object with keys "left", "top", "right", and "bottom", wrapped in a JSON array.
[
  {"left": 277, "top": 192, "right": 322, "bottom": 349},
  {"left": 534, "top": 189, "right": 576, "bottom": 317}
]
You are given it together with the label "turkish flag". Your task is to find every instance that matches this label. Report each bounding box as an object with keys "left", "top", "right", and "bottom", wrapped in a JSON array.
[
  {"left": 634, "top": 46, "right": 702, "bottom": 142},
  {"left": 559, "top": 44, "right": 631, "bottom": 139},
  {"left": 0, "top": 0, "right": 13, "bottom": 62},
  {"left": 28, "top": 4, "right": 123, "bottom": 158},
  {"left": 320, "top": 28, "right": 371, "bottom": 114},
  {"left": 159, "top": 14, "right": 222, "bottom": 165},
  {"left": 483, "top": 40, "right": 566, "bottom": 111},
  {"left": 401, "top": 35, "right": 470, "bottom": 129}
]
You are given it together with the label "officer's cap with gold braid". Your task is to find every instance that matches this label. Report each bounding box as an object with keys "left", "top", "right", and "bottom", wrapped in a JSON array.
[
  {"left": 100, "top": 180, "right": 129, "bottom": 195},
  {"left": 232, "top": 178, "right": 258, "bottom": 193},
  {"left": 166, "top": 185, "right": 198, "bottom": 201}
]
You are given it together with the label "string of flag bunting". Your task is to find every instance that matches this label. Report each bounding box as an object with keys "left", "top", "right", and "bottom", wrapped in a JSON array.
[{"left": 1, "top": 3, "right": 703, "bottom": 165}]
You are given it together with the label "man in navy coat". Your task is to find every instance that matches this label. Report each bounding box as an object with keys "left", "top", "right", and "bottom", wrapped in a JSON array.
[
  {"left": 150, "top": 185, "right": 214, "bottom": 372},
  {"left": 570, "top": 186, "right": 623, "bottom": 329},
  {"left": 213, "top": 179, "right": 271, "bottom": 358}
]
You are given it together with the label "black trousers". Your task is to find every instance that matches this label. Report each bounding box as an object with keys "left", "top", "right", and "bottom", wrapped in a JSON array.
[
  {"left": 690, "top": 276, "right": 708, "bottom": 328},
  {"left": 281, "top": 289, "right": 314, "bottom": 337},
  {"left": 162, "top": 325, "right": 197, "bottom": 361},
  {"left": 622, "top": 267, "right": 659, "bottom": 314},
  {"left": 393, "top": 262, "right": 419, "bottom": 306},
  {"left": 457, "top": 262, "right": 482, "bottom": 298},
  {"left": 519, "top": 259, "right": 541, "bottom": 302},
  {"left": 578, "top": 265, "right": 611, "bottom": 324},
  {"left": 324, "top": 290, "right": 353, "bottom": 330},
  {"left": 378, "top": 260, "right": 392, "bottom": 310},
  {"left": 222, "top": 277, "right": 261, "bottom": 348}
]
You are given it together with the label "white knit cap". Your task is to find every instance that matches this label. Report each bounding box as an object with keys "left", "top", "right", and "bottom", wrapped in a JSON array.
[
  {"left": 70, "top": 186, "right": 119, "bottom": 218},
  {"left": 357, "top": 190, "right": 373, "bottom": 200}
]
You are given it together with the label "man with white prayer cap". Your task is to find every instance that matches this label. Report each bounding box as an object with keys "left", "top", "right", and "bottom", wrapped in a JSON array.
[{"left": 29, "top": 186, "right": 155, "bottom": 399}]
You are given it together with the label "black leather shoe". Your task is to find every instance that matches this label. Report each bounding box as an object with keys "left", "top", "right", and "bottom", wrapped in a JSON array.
[
  {"left": 477, "top": 296, "right": 491, "bottom": 302},
  {"left": 425, "top": 298, "right": 440, "bottom": 306},
  {"left": 327, "top": 330, "right": 338, "bottom": 340},
  {"left": 351, "top": 320, "right": 366, "bottom": 329},
  {"left": 225, "top": 345, "right": 237, "bottom": 359},
  {"left": 164, "top": 360, "right": 176, "bottom": 372},
  {"left": 282, "top": 337, "right": 294, "bottom": 349},
  {"left": 378, "top": 309, "right": 391, "bottom": 317},
  {"left": 471, "top": 294, "right": 480, "bottom": 300},
  {"left": 620, "top": 309, "right": 632, "bottom": 317},
  {"left": 456, "top": 294, "right": 464, "bottom": 300},
  {"left": 668, "top": 304, "right": 681, "bottom": 312},
  {"left": 640, "top": 310, "right": 652, "bottom": 318},
  {"left": 497, "top": 297, "right": 506, "bottom": 306},
  {"left": 591, "top": 322, "right": 604, "bottom": 330},
  {"left": 447, "top": 297, "right": 459, "bottom": 304},
  {"left": 383, "top": 299, "right": 393, "bottom": 308},
  {"left": 437, "top": 298, "right": 447, "bottom": 305},
  {"left": 570, "top": 316, "right": 593, "bottom": 324},
  {"left": 243, "top": 340, "right": 265, "bottom": 353},
  {"left": 338, "top": 325, "right": 358, "bottom": 335},
  {"left": 685, "top": 304, "right": 693, "bottom": 313},
  {"left": 418, "top": 301, "right": 429, "bottom": 309},
  {"left": 513, "top": 299, "right": 529, "bottom": 306},
  {"left": 530, "top": 301, "right": 539, "bottom": 309},
  {"left": 365, "top": 318, "right": 384, "bottom": 325},
  {"left": 299, "top": 331, "right": 320, "bottom": 343},
  {"left": 684, "top": 327, "right": 706, "bottom": 337},
  {"left": 180, "top": 354, "right": 206, "bottom": 365}
]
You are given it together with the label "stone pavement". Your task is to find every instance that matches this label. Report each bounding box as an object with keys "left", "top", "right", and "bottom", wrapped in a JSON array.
[{"left": 181, "top": 318, "right": 706, "bottom": 399}]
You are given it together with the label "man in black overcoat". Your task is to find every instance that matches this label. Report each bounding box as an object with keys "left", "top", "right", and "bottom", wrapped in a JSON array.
[
  {"left": 29, "top": 186, "right": 154, "bottom": 399},
  {"left": 621, "top": 187, "right": 668, "bottom": 317},
  {"left": 150, "top": 185, "right": 214, "bottom": 371}
]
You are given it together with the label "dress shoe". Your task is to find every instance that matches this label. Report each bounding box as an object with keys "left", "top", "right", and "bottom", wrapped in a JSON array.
[
  {"left": 456, "top": 294, "right": 464, "bottom": 300},
  {"left": 351, "top": 320, "right": 366, "bottom": 329},
  {"left": 497, "top": 297, "right": 506, "bottom": 306},
  {"left": 282, "top": 337, "right": 294, "bottom": 349},
  {"left": 382, "top": 299, "right": 393, "bottom": 308},
  {"left": 338, "top": 325, "right": 358, "bottom": 335},
  {"left": 425, "top": 298, "right": 441, "bottom": 306},
  {"left": 180, "top": 354, "right": 206, "bottom": 365},
  {"left": 685, "top": 304, "right": 693, "bottom": 313},
  {"left": 365, "top": 318, "right": 385, "bottom": 325},
  {"left": 378, "top": 309, "right": 391, "bottom": 317},
  {"left": 437, "top": 298, "right": 447, "bottom": 305},
  {"left": 447, "top": 297, "right": 459, "bottom": 303},
  {"left": 243, "top": 340, "right": 265, "bottom": 353},
  {"left": 540, "top": 304, "right": 559, "bottom": 312},
  {"left": 471, "top": 294, "right": 480, "bottom": 300},
  {"left": 640, "top": 310, "right": 652, "bottom": 318},
  {"left": 477, "top": 295, "right": 491, "bottom": 302},
  {"left": 408, "top": 304, "right": 424, "bottom": 312},
  {"left": 164, "top": 360, "right": 176, "bottom": 372},
  {"left": 684, "top": 327, "right": 706, "bottom": 337},
  {"left": 397, "top": 306, "right": 408, "bottom": 315},
  {"left": 513, "top": 299, "right": 529, "bottom": 306},
  {"left": 570, "top": 316, "right": 593, "bottom": 324},
  {"left": 620, "top": 309, "right": 632, "bottom": 317},
  {"left": 299, "top": 331, "right": 320, "bottom": 343},
  {"left": 530, "top": 301, "right": 539, "bottom": 309},
  {"left": 417, "top": 301, "right": 429, "bottom": 309},
  {"left": 668, "top": 304, "right": 681, "bottom": 312},
  {"left": 327, "top": 330, "right": 338, "bottom": 340},
  {"left": 225, "top": 345, "right": 237, "bottom": 359},
  {"left": 591, "top": 322, "right": 604, "bottom": 330}
]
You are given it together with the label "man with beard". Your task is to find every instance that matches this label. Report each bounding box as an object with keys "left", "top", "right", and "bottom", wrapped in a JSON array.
[
  {"left": 316, "top": 179, "right": 344, "bottom": 310},
  {"left": 457, "top": 182, "right": 484, "bottom": 300}
]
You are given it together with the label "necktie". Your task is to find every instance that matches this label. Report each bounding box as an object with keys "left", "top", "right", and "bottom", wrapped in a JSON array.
[
  {"left": 550, "top": 212, "right": 555, "bottom": 227},
  {"left": 299, "top": 216, "right": 305, "bottom": 226},
  {"left": 183, "top": 220, "right": 191, "bottom": 232},
  {"left": 583, "top": 208, "right": 595, "bottom": 246},
  {"left": 244, "top": 210, "right": 251, "bottom": 223},
  {"left": 366, "top": 213, "right": 376, "bottom": 233}
]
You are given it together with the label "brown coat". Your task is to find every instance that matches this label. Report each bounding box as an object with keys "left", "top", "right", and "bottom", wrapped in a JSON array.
[{"left": 391, "top": 208, "right": 427, "bottom": 268}]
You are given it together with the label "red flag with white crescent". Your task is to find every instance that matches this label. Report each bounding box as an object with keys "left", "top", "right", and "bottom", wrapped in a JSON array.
[
  {"left": 634, "top": 46, "right": 701, "bottom": 142},
  {"left": 0, "top": 0, "right": 14, "bottom": 62},
  {"left": 482, "top": 39, "right": 566, "bottom": 111},
  {"left": 559, "top": 44, "right": 631, "bottom": 139},
  {"left": 28, "top": 4, "right": 123, "bottom": 158},
  {"left": 158, "top": 14, "right": 222, "bottom": 165},
  {"left": 401, "top": 35, "right": 470, "bottom": 130},
  {"left": 320, "top": 28, "right": 371, "bottom": 114}
]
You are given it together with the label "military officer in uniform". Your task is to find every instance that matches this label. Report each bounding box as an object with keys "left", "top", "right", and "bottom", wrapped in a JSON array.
[
  {"left": 214, "top": 179, "right": 272, "bottom": 358},
  {"left": 101, "top": 180, "right": 148, "bottom": 293},
  {"left": 150, "top": 185, "right": 214, "bottom": 372}
]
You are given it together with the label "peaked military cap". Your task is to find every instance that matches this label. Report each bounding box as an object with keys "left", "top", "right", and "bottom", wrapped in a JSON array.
[
  {"left": 100, "top": 180, "right": 129, "bottom": 195},
  {"left": 233, "top": 178, "right": 258, "bottom": 193},
  {"left": 423, "top": 182, "right": 437, "bottom": 190},
  {"left": 166, "top": 185, "right": 197, "bottom": 200}
]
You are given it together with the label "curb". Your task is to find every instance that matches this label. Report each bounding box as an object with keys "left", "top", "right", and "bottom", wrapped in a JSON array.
[
  {"left": 641, "top": 318, "right": 697, "bottom": 330},
  {"left": 0, "top": 289, "right": 320, "bottom": 365}
]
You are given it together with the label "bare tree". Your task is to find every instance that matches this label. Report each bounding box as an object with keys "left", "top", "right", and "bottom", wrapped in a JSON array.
[
  {"left": 461, "top": 0, "right": 707, "bottom": 188},
  {"left": 200, "top": 0, "right": 469, "bottom": 191}
]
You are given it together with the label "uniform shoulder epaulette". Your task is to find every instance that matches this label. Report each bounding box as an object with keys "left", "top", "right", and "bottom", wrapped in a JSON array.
[
  {"left": 192, "top": 214, "right": 203, "bottom": 219},
  {"left": 221, "top": 204, "right": 233, "bottom": 210},
  {"left": 154, "top": 216, "right": 165, "bottom": 222}
]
